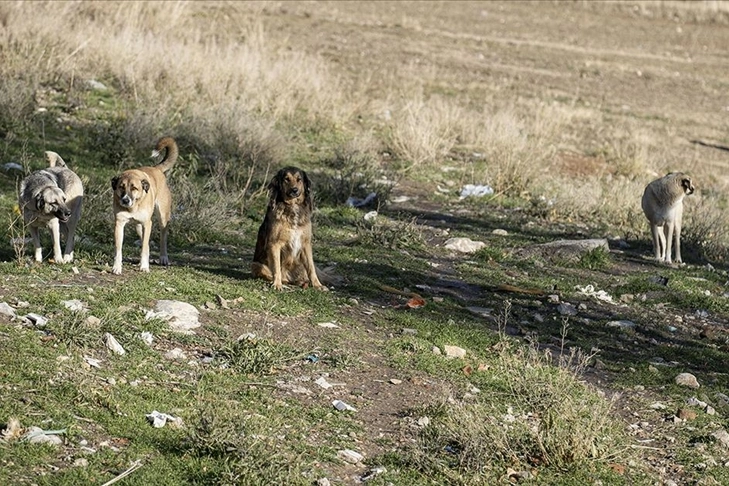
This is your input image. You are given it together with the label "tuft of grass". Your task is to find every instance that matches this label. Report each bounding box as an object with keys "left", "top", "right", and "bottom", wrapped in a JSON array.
[
  {"left": 577, "top": 246, "right": 612, "bottom": 270},
  {"left": 216, "top": 337, "right": 299, "bottom": 375}
]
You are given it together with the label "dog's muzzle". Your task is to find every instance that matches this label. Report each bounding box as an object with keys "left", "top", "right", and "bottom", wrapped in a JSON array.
[
  {"left": 287, "top": 188, "right": 300, "bottom": 198},
  {"left": 120, "top": 195, "right": 133, "bottom": 208},
  {"left": 55, "top": 209, "right": 71, "bottom": 223}
]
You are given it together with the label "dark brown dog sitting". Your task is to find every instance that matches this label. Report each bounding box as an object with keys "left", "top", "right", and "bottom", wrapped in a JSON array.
[{"left": 251, "top": 167, "right": 327, "bottom": 291}]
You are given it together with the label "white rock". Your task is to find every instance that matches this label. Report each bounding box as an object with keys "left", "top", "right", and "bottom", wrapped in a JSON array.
[
  {"left": 363, "top": 210, "right": 378, "bottom": 221},
  {"left": 443, "top": 345, "right": 466, "bottom": 358},
  {"left": 606, "top": 320, "right": 636, "bottom": 329},
  {"left": 686, "top": 397, "right": 707, "bottom": 408},
  {"left": 24, "top": 313, "right": 48, "bottom": 326},
  {"left": 103, "top": 333, "right": 126, "bottom": 355},
  {"left": 316, "top": 479, "right": 331, "bottom": 486},
  {"left": 417, "top": 416, "right": 430, "bottom": 427},
  {"left": 73, "top": 458, "right": 89, "bottom": 467},
  {"left": 62, "top": 299, "right": 86, "bottom": 312},
  {"left": 332, "top": 400, "right": 357, "bottom": 412},
  {"left": 337, "top": 449, "right": 364, "bottom": 464},
  {"left": 492, "top": 229, "right": 508, "bottom": 236},
  {"left": 0, "top": 302, "right": 16, "bottom": 318},
  {"left": 145, "top": 410, "right": 182, "bottom": 428},
  {"left": 314, "top": 377, "right": 333, "bottom": 389},
  {"left": 164, "top": 348, "right": 187, "bottom": 360},
  {"left": 706, "top": 405, "right": 716, "bottom": 416},
  {"left": 317, "top": 322, "right": 340, "bottom": 328},
  {"left": 712, "top": 429, "right": 729, "bottom": 448},
  {"left": 650, "top": 402, "right": 667, "bottom": 410},
  {"left": 140, "top": 331, "right": 154, "bottom": 346},
  {"left": 444, "top": 237, "right": 486, "bottom": 253},
  {"left": 432, "top": 346, "right": 442, "bottom": 355},
  {"left": 146, "top": 300, "right": 201, "bottom": 334},
  {"left": 675, "top": 373, "right": 700, "bottom": 389},
  {"left": 83, "top": 356, "right": 102, "bottom": 368},
  {"left": 557, "top": 303, "right": 577, "bottom": 316}
]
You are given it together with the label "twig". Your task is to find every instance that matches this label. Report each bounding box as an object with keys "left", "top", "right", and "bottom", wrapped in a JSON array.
[
  {"left": 100, "top": 460, "right": 142, "bottom": 486},
  {"left": 629, "top": 445, "right": 663, "bottom": 451},
  {"left": 241, "top": 382, "right": 279, "bottom": 388}
]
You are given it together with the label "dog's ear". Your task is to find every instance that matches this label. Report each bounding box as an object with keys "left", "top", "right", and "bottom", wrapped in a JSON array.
[
  {"left": 35, "top": 193, "right": 45, "bottom": 210},
  {"left": 141, "top": 179, "right": 150, "bottom": 193},
  {"left": 268, "top": 171, "right": 282, "bottom": 195},
  {"left": 111, "top": 176, "right": 119, "bottom": 190}
]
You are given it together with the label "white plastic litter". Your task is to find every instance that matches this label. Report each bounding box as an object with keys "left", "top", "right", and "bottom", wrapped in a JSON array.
[
  {"left": 332, "top": 399, "right": 357, "bottom": 412},
  {"left": 459, "top": 184, "right": 494, "bottom": 199}
]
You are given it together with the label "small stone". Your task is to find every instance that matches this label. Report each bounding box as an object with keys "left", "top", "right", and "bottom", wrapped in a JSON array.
[
  {"left": 650, "top": 402, "right": 667, "bottom": 410},
  {"left": 401, "top": 328, "right": 418, "bottom": 335},
  {"left": 492, "top": 229, "right": 508, "bottom": 236},
  {"left": 443, "top": 345, "right": 466, "bottom": 358},
  {"left": 62, "top": 299, "right": 86, "bottom": 312},
  {"left": 677, "top": 408, "right": 697, "bottom": 421},
  {"left": 417, "top": 416, "right": 430, "bottom": 427},
  {"left": 85, "top": 315, "right": 101, "bottom": 327},
  {"left": 606, "top": 320, "right": 636, "bottom": 330},
  {"left": 648, "top": 365, "right": 659, "bottom": 374},
  {"left": 164, "top": 348, "right": 187, "bottom": 360},
  {"left": 204, "top": 301, "right": 217, "bottom": 310},
  {"left": 73, "top": 458, "right": 89, "bottom": 467},
  {"left": 547, "top": 294, "right": 560, "bottom": 303},
  {"left": 706, "top": 405, "right": 716, "bottom": 415},
  {"left": 444, "top": 237, "right": 486, "bottom": 253},
  {"left": 557, "top": 303, "right": 577, "bottom": 316},
  {"left": 432, "top": 346, "right": 442, "bottom": 355},
  {"left": 712, "top": 429, "right": 729, "bottom": 448},
  {"left": 389, "top": 378, "right": 402, "bottom": 385},
  {"left": 0, "top": 302, "right": 16, "bottom": 319},
  {"left": 686, "top": 397, "right": 708, "bottom": 408},
  {"left": 675, "top": 373, "right": 700, "bottom": 389},
  {"left": 316, "top": 479, "right": 331, "bottom": 486},
  {"left": 337, "top": 449, "right": 364, "bottom": 464}
]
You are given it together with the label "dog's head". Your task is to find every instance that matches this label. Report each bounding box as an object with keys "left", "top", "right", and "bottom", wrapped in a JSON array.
[
  {"left": 269, "top": 167, "right": 311, "bottom": 206},
  {"left": 36, "top": 186, "right": 72, "bottom": 222},
  {"left": 680, "top": 175, "right": 694, "bottom": 196},
  {"left": 111, "top": 172, "right": 150, "bottom": 209}
]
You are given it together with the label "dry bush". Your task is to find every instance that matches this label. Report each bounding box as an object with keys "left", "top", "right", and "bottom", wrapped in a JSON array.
[
  {"left": 387, "top": 96, "right": 464, "bottom": 169},
  {"left": 412, "top": 338, "right": 624, "bottom": 478},
  {"left": 462, "top": 104, "right": 568, "bottom": 197},
  {"left": 683, "top": 195, "right": 729, "bottom": 262}
]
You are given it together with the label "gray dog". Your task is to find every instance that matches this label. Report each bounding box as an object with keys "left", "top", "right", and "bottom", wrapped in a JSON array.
[{"left": 18, "top": 151, "right": 84, "bottom": 263}]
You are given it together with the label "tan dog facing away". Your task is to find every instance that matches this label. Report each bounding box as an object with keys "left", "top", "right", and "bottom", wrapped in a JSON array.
[
  {"left": 641, "top": 172, "right": 694, "bottom": 264},
  {"left": 111, "top": 137, "right": 178, "bottom": 274},
  {"left": 252, "top": 167, "right": 327, "bottom": 291},
  {"left": 18, "top": 151, "right": 83, "bottom": 263}
]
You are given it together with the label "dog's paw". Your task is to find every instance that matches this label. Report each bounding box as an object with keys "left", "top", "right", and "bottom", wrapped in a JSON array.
[
  {"left": 313, "top": 284, "right": 329, "bottom": 292},
  {"left": 62, "top": 254, "right": 74, "bottom": 264},
  {"left": 140, "top": 266, "right": 150, "bottom": 273},
  {"left": 272, "top": 282, "right": 283, "bottom": 291},
  {"left": 159, "top": 256, "right": 169, "bottom": 266},
  {"left": 112, "top": 265, "right": 123, "bottom": 275}
]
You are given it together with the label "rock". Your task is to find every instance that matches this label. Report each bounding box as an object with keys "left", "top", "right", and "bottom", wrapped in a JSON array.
[
  {"left": 0, "top": 302, "right": 16, "bottom": 319},
  {"left": 389, "top": 378, "right": 402, "bottom": 385},
  {"left": 432, "top": 346, "right": 442, "bottom": 355},
  {"left": 675, "top": 373, "right": 700, "bottom": 389},
  {"left": 492, "top": 229, "right": 508, "bottom": 236},
  {"left": 85, "top": 315, "right": 101, "bottom": 327},
  {"left": 73, "top": 458, "right": 89, "bottom": 467},
  {"left": 316, "top": 479, "right": 331, "bottom": 486},
  {"left": 140, "top": 332, "right": 154, "bottom": 346},
  {"left": 676, "top": 408, "right": 697, "bottom": 421},
  {"left": 103, "top": 333, "right": 126, "bottom": 355},
  {"left": 145, "top": 410, "right": 182, "bottom": 428},
  {"left": 337, "top": 449, "right": 364, "bottom": 464},
  {"left": 518, "top": 238, "right": 609, "bottom": 261},
  {"left": 716, "top": 393, "right": 729, "bottom": 406},
  {"left": 62, "top": 299, "right": 86, "bottom": 312},
  {"left": 401, "top": 328, "right": 418, "bottom": 335},
  {"left": 417, "top": 416, "right": 430, "bottom": 427},
  {"left": 24, "top": 427, "right": 63, "bottom": 446},
  {"left": 443, "top": 345, "right": 466, "bottom": 358},
  {"left": 24, "top": 313, "right": 48, "bottom": 326},
  {"left": 467, "top": 306, "right": 493, "bottom": 318},
  {"left": 686, "top": 397, "right": 708, "bottom": 408},
  {"left": 332, "top": 400, "right": 357, "bottom": 412},
  {"left": 444, "top": 237, "right": 486, "bottom": 253},
  {"left": 547, "top": 294, "right": 560, "bottom": 303},
  {"left": 712, "top": 429, "right": 729, "bottom": 449},
  {"left": 86, "top": 79, "right": 107, "bottom": 91},
  {"left": 556, "top": 303, "right": 577, "bottom": 316},
  {"left": 650, "top": 402, "right": 667, "bottom": 410},
  {"left": 164, "top": 348, "right": 187, "bottom": 360},
  {"left": 606, "top": 320, "right": 636, "bottom": 330},
  {"left": 146, "top": 300, "right": 201, "bottom": 334},
  {"left": 360, "top": 466, "right": 387, "bottom": 482},
  {"left": 706, "top": 405, "right": 716, "bottom": 415}
]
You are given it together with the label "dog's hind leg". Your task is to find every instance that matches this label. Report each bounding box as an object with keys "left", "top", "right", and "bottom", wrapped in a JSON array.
[
  {"left": 663, "top": 222, "right": 675, "bottom": 264},
  {"left": 301, "top": 243, "right": 327, "bottom": 291},
  {"left": 651, "top": 224, "right": 665, "bottom": 262},
  {"left": 251, "top": 262, "right": 274, "bottom": 281},
  {"left": 139, "top": 220, "right": 153, "bottom": 272}
]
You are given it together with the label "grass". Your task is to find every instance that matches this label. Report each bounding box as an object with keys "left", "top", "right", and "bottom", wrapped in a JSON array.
[{"left": 1, "top": 1, "right": 729, "bottom": 485}]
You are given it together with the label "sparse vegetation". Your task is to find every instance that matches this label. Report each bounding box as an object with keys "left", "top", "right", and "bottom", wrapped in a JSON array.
[{"left": 1, "top": 2, "right": 729, "bottom": 485}]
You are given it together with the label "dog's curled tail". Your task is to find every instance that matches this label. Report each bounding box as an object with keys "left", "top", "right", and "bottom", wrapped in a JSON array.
[
  {"left": 45, "top": 151, "right": 67, "bottom": 168},
  {"left": 151, "top": 136, "right": 179, "bottom": 173}
]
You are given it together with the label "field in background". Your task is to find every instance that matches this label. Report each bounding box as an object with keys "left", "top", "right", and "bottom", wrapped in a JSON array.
[{"left": 1, "top": 2, "right": 729, "bottom": 485}]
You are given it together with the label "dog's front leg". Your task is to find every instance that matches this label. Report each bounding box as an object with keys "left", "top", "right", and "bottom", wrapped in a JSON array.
[
  {"left": 674, "top": 218, "right": 683, "bottom": 264},
  {"left": 139, "top": 219, "right": 153, "bottom": 272},
  {"left": 29, "top": 225, "right": 43, "bottom": 262},
  {"left": 268, "top": 243, "right": 284, "bottom": 290},
  {"left": 48, "top": 218, "right": 64, "bottom": 263},
  {"left": 112, "top": 218, "right": 127, "bottom": 274}
]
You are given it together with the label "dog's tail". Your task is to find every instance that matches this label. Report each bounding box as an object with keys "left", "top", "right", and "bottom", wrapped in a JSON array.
[
  {"left": 45, "top": 151, "right": 67, "bottom": 168},
  {"left": 151, "top": 137, "right": 179, "bottom": 173}
]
